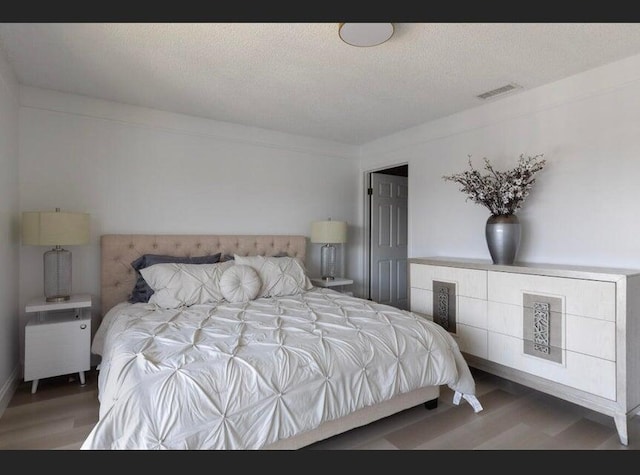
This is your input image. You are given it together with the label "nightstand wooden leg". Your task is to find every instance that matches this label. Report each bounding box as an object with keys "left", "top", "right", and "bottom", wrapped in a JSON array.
[
  {"left": 31, "top": 379, "right": 39, "bottom": 394},
  {"left": 79, "top": 371, "right": 86, "bottom": 386}
]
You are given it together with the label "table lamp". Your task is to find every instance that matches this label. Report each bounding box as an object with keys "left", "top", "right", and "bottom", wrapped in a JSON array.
[
  {"left": 22, "top": 208, "right": 90, "bottom": 302},
  {"left": 310, "top": 218, "right": 347, "bottom": 281}
]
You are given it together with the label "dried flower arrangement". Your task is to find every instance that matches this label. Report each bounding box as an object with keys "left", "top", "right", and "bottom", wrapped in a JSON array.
[{"left": 443, "top": 154, "right": 546, "bottom": 216}]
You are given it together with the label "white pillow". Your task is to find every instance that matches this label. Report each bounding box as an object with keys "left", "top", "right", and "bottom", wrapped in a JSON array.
[
  {"left": 219, "top": 264, "right": 262, "bottom": 303},
  {"left": 234, "top": 255, "right": 312, "bottom": 298},
  {"left": 141, "top": 261, "right": 234, "bottom": 308}
]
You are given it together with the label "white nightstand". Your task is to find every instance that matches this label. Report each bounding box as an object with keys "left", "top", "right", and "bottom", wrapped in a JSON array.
[
  {"left": 24, "top": 294, "right": 92, "bottom": 394},
  {"left": 310, "top": 277, "right": 354, "bottom": 295}
]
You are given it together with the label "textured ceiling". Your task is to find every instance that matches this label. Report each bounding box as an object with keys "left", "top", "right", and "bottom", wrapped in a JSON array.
[{"left": 2, "top": 23, "right": 640, "bottom": 145}]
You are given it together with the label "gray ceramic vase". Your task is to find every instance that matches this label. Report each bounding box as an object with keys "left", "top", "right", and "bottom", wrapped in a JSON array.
[{"left": 485, "top": 214, "right": 521, "bottom": 265}]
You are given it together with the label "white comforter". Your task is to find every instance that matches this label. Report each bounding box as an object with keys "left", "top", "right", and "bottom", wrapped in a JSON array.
[{"left": 82, "top": 288, "right": 478, "bottom": 449}]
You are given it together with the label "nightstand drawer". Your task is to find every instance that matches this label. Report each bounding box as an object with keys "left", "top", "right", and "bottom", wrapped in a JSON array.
[{"left": 24, "top": 315, "right": 91, "bottom": 382}]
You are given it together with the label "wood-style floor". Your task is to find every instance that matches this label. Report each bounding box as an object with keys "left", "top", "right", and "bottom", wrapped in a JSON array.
[{"left": 0, "top": 367, "right": 638, "bottom": 450}]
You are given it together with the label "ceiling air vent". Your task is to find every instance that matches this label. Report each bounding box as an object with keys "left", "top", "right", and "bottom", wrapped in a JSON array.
[{"left": 477, "top": 83, "right": 522, "bottom": 100}]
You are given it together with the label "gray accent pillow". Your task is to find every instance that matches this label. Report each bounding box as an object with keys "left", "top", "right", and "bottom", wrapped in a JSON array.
[{"left": 129, "top": 253, "right": 222, "bottom": 303}]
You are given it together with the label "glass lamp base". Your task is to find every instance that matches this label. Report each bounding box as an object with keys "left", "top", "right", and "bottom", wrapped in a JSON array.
[
  {"left": 44, "top": 247, "right": 72, "bottom": 302},
  {"left": 320, "top": 244, "right": 337, "bottom": 280},
  {"left": 46, "top": 295, "right": 71, "bottom": 302}
]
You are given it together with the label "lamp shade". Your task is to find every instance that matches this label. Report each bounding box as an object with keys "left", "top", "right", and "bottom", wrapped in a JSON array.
[
  {"left": 311, "top": 220, "right": 347, "bottom": 244},
  {"left": 22, "top": 210, "right": 90, "bottom": 246}
]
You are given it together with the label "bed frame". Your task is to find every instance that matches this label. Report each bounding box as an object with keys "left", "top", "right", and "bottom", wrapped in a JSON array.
[{"left": 99, "top": 234, "right": 439, "bottom": 449}]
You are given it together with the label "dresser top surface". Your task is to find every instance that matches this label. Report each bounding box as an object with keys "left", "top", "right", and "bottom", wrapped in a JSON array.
[{"left": 409, "top": 256, "right": 640, "bottom": 280}]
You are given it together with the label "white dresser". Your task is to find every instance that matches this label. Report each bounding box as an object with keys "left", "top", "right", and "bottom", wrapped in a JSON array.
[{"left": 409, "top": 257, "right": 640, "bottom": 445}]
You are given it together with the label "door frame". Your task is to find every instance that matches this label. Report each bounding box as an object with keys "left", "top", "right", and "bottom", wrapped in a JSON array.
[{"left": 363, "top": 162, "right": 409, "bottom": 301}]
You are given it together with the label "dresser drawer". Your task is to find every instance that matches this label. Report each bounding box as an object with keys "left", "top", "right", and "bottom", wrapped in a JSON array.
[
  {"left": 411, "top": 288, "right": 487, "bottom": 328},
  {"left": 409, "top": 287, "right": 431, "bottom": 316},
  {"left": 487, "top": 332, "right": 616, "bottom": 400},
  {"left": 488, "top": 271, "right": 615, "bottom": 321},
  {"left": 487, "top": 300, "right": 615, "bottom": 361},
  {"left": 410, "top": 264, "right": 487, "bottom": 299},
  {"left": 457, "top": 324, "right": 488, "bottom": 359}
]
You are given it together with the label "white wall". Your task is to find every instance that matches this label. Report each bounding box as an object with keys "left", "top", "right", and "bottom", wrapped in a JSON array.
[
  {"left": 360, "top": 53, "right": 640, "bottom": 272},
  {"left": 0, "top": 47, "right": 20, "bottom": 412},
  {"left": 18, "top": 88, "right": 361, "bottom": 364}
]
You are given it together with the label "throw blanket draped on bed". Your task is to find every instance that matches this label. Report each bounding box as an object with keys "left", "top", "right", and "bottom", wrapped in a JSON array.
[{"left": 82, "top": 288, "right": 478, "bottom": 449}]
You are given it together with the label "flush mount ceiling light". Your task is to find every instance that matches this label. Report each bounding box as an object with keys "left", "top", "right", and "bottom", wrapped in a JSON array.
[{"left": 339, "top": 23, "right": 394, "bottom": 47}]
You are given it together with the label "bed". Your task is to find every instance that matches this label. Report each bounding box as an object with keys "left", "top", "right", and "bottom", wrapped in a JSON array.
[{"left": 81, "top": 234, "right": 481, "bottom": 450}]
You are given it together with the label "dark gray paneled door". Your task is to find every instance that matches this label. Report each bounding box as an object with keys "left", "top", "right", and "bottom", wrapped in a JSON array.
[{"left": 370, "top": 173, "right": 408, "bottom": 309}]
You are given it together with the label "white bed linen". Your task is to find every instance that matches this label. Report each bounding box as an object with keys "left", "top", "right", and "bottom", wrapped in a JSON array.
[{"left": 82, "top": 288, "right": 477, "bottom": 450}]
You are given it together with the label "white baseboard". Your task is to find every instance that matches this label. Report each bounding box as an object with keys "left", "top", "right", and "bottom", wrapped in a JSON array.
[{"left": 0, "top": 365, "right": 19, "bottom": 418}]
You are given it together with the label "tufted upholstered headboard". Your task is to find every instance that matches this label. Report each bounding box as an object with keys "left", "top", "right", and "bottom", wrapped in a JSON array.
[{"left": 100, "top": 234, "right": 308, "bottom": 316}]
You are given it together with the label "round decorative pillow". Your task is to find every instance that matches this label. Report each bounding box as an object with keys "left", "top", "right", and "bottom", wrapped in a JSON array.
[{"left": 219, "top": 264, "right": 262, "bottom": 303}]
